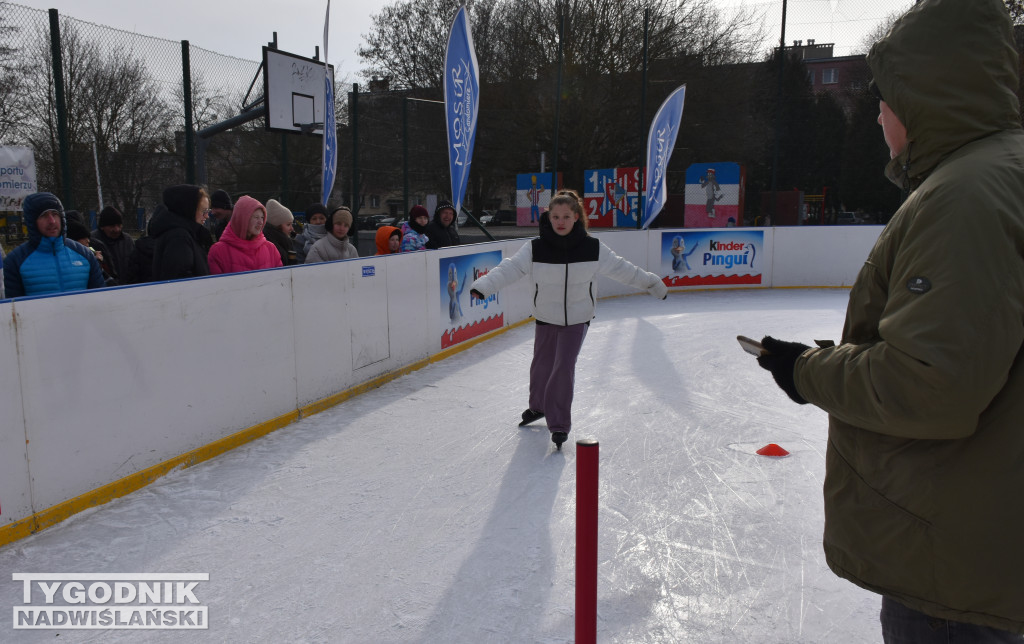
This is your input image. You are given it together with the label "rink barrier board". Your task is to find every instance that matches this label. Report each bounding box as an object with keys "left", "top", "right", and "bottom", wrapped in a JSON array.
[
  {"left": 0, "top": 316, "right": 533, "bottom": 548},
  {"left": 0, "top": 226, "right": 881, "bottom": 546}
]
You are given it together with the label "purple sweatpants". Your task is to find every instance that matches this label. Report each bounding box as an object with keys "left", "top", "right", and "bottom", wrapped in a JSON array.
[{"left": 529, "top": 322, "right": 589, "bottom": 433}]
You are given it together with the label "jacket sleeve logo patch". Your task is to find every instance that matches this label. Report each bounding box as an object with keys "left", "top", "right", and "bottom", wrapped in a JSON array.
[{"left": 906, "top": 276, "right": 931, "bottom": 294}]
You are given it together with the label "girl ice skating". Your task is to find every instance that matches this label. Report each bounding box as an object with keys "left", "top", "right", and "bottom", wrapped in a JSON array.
[{"left": 470, "top": 189, "right": 669, "bottom": 449}]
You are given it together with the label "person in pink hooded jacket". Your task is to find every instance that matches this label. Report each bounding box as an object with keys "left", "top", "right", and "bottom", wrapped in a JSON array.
[{"left": 207, "top": 195, "right": 283, "bottom": 275}]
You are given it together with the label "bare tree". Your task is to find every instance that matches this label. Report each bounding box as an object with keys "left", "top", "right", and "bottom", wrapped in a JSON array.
[
  {"left": 0, "top": 12, "right": 26, "bottom": 144},
  {"left": 857, "top": 9, "right": 906, "bottom": 54},
  {"left": 85, "top": 49, "right": 176, "bottom": 214},
  {"left": 357, "top": 0, "right": 766, "bottom": 209},
  {"left": 22, "top": 18, "right": 176, "bottom": 217}
]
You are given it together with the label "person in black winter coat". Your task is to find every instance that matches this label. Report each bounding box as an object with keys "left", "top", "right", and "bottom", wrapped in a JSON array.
[
  {"left": 424, "top": 201, "right": 461, "bottom": 250},
  {"left": 65, "top": 210, "right": 118, "bottom": 283},
  {"left": 123, "top": 211, "right": 160, "bottom": 284},
  {"left": 150, "top": 185, "right": 211, "bottom": 281},
  {"left": 92, "top": 205, "right": 135, "bottom": 281},
  {"left": 66, "top": 218, "right": 117, "bottom": 286}
]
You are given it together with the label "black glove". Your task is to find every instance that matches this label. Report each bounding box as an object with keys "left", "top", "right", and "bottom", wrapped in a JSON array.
[
  {"left": 756, "top": 336, "right": 810, "bottom": 405},
  {"left": 470, "top": 289, "right": 485, "bottom": 300}
]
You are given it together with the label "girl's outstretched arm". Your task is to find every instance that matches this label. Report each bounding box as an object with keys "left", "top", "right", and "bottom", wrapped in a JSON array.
[{"left": 469, "top": 241, "right": 533, "bottom": 297}]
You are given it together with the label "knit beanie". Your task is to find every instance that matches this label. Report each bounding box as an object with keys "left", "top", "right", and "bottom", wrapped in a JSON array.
[
  {"left": 64, "top": 209, "right": 86, "bottom": 227},
  {"left": 210, "top": 189, "right": 233, "bottom": 211},
  {"left": 305, "top": 203, "right": 329, "bottom": 221},
  {"left": 265, "top": 199, "right": 294, "bottom": 227},
  {"left": 327, "top": 207, "right": 353, "bottom": 230},
  {"left": 66, "top": 220, "right": 91, "bottom": 243},
  {"left": 98, "top": 205, "right": 123, "bottom": 228},
  {"left": 434, "top": 202, "right": 456, "bottom": 220},
  {"left": 409, "top": 205, "right": 430, "bottom": 221}
]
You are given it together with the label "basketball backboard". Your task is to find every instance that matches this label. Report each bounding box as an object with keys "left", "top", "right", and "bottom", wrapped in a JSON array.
[{"left": 263, "top": 47, "right": 335, "bottom": 134}]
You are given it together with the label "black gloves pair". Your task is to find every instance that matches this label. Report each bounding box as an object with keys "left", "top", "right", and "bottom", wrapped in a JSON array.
[{"left": 756, "top": 336, "right": 810, "bottom": 405}]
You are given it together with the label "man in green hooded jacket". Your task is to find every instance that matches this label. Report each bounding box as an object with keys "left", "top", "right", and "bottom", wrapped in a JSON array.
[{"left": 756, "top": 0, "right": 1024, "bottom": 640}]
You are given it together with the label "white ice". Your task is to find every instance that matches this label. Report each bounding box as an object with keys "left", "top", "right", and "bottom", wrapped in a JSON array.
[{"left": 0, "top": 288, "right": 883, "bottom": 643}]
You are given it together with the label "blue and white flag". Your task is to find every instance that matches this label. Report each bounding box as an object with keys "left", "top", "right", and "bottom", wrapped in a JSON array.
[
  {"left": 642, "top": 84, "right": 686, "bottom": 229},
  {"left": 443, "top": 6, "right": 480, "bottom": 213},
  {"left": 321, "top": 0, "right": 338, "bottom": 205}
]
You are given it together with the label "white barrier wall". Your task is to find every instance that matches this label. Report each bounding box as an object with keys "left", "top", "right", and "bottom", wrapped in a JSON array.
[
  {"left": 0, "top": 302, "right": 30, "bottom": 524},
  {"left": 0, "top": 226, "right": 881, "bottom": 534},
  {"left": 770, "top": 226, "right": 882, "bottom": 287}
]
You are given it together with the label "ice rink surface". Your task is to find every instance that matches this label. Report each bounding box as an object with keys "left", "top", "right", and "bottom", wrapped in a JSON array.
[{"left": 1, "top": 288, "right": 883, "bottom": 643}]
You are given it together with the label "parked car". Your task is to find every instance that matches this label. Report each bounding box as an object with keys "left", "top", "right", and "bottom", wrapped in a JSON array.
[
  {"left": 375, "top": 216, "right": 399, "bottom": 228},
  {"left": 356, "top": 215, "right": 384, "bottom": 230},
  {"left": 835, "top": 212, "right": 862, "bottom": 225},
  {"left": 490, "top": 210, "right": 516, "bottom": 226}
]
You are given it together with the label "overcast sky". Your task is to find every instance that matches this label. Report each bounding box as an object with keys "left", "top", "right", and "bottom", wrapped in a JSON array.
[
  {"left": 17, "top": 0, "right": 909, "bottom": 82},
  {"left": 17, "top": 0, "right": 392, "bottom": 83}
]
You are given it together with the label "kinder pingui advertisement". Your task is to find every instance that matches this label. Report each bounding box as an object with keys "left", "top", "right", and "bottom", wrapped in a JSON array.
[
  {"left": 439, "top": 250, "right": 504, "bottom": 348},
  {"left": 660, "top": 229, "right": 763, "bottom": 287}
]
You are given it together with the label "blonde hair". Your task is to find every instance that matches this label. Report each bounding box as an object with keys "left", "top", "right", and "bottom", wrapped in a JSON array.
[{"left": 548, "top": 189, "right": 588, "bottom": 230}]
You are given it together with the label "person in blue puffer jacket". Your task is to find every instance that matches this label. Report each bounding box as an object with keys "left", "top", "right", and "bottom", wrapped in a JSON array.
[{"left": 2, "top": 192, "right": 105, "bottom": 298}]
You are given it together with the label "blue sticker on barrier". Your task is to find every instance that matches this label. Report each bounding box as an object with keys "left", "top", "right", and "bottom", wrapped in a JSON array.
[{"left": 362, "top": 266, "right": 375, "bottom": 277}]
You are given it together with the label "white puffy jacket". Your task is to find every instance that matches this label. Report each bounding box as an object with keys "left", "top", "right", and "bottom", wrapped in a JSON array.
[{"left": 471, "top": 222, "right": 667, "bottom": 326}]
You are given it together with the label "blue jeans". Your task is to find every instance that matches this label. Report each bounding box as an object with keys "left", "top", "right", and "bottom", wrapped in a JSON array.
[{"left": 881, "top": 597, "right": 1024, "bottom": 643}]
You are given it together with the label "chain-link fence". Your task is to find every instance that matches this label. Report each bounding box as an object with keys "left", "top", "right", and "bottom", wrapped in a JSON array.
[
  {"left": 2, "top": 0, "right": 1022, "bottom": 243},
  {"left": 0, "top": 2, "right": 310, "bottom": 234}
]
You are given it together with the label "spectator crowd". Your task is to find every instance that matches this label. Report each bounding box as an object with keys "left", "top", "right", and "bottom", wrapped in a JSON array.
[{"left": 2, "top": 187, "right": 465, "bottom": 299}]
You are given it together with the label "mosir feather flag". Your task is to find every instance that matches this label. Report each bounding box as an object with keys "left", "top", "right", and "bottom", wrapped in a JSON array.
[
  {"left": 642, "top": 84, "right": 687, "bottom": 229},
  {"left": 443, "top": 6, "right": 480, "bottom": 213},
  {"left": 321, "top": 0, "right": 337, "bottom": 205}
]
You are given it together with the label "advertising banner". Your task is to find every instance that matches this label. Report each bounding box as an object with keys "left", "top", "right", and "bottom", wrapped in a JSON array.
[
  {"left": 583, "top": 166, "right": 644, "bottom": 228},
  {"left": 659, "top": 229, "right": 764, "bottom": 287},
  {"left": 684, "top": 162, "right": 743, "bottom": 228},
  {"left": 642, "top": 84, "right": 686, "bottom": 229},
  {"left": 0, "top": 146, "right": 37, "bottom": 211},
  {"left": 439, "top": 250, "right": 504, "bottom": 349},
  {"left": 321, "top": 0, "right": 337, "bottom": 205},
  {"left": 515, "top": 172, "right": 557, "bottom": 227},
  {"left": 444, "top": 6, "right": 480, "bottom": 213}
]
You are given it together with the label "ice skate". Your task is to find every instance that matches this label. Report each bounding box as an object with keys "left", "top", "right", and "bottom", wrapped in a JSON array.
[
  {"left": 519, "top": 409, "right": 545, "bottom": 426},
  {"left": 551, "top": 431, "right": 568, "bottom": 450}
]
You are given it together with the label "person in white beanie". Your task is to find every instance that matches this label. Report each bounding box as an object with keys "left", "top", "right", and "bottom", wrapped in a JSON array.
[{"left": 264, "top": 198, "right": 297, "bottom": 265}]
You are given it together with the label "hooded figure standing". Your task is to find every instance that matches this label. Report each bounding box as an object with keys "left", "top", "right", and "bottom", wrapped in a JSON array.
[
  {"left": 150, "top": 184, "right": 211, "bottom": 281},
  {"left": 207, "top": 196, "right": 283, "bottom": 274},
  {"left": 424, "top": 201, "right": 461, "bottom": 249},
  {"left": 2, "top": 192, "right": 104, "bottom": 298},
  {"left": 754, "top": 0, "right": 1024, "bottom": 639}
]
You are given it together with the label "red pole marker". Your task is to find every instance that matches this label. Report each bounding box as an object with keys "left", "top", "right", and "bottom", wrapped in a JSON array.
[
  {"left": 756, "top": 443, "right": 790, "bottom": 457},
  {"left": 576, "top": 439, "right": 599, "bottom": 644}
]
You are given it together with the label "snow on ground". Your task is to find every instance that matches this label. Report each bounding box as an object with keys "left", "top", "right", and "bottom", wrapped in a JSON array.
[{"left": 0, "top": 288, "right": 882, "bottom": 643}]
